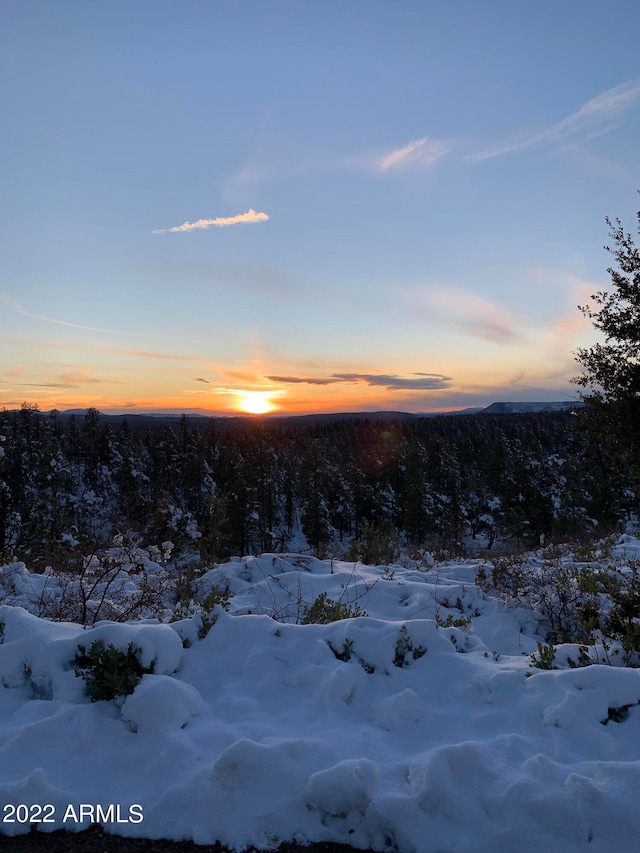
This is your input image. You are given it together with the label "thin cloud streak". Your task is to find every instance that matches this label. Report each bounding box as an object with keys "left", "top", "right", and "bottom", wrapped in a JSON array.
[
  {"left": 19, "top": 382, "right": 74, "bottom": 389},
  {"left": 12, "top": 372, "right": 126, "bottom": 391},
  {"left": 0, "top": 338, "right": 210, "bottom": 363},
  {"left": 378, "top": 137, "right": 451, "bottom": 172},
  {"left": 229, "top": 137, "right": 450, "bottom": 188},
  {"left": 152, "top": 209, "right": 270, "bottom": 234},
  {"left": 469, "top": 78, "right": 640, "bottom": 161},
  {"left": 4, "top": 297, "right": 131, "bottom": 335},
  {"left": 57, "top": 370, "right": 125, "bottom": 386},
  {"left": 109, "top": 347, "right": 211, "bottom": 362}
]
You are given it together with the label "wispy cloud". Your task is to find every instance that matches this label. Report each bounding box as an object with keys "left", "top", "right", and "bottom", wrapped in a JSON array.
[
  {"left": 4, "top": 297, "right": 129, "bottom": 335},
  {"left": 193, "top": 377, "right": 210, "bottom": 384},
  {"left": 18, "top": 382, "right": 74, "bottom": 389},
  {"left": 378, "top": 137, "right": 451, "bottom": 172},
  {"left": 469, "top": 79, "right": 640, "bottom": 162},
  {"left": 12, "top": 371, "right": 126, "bottom": 391},
  {"left": 152, "top": 209, "right": 270, "bottom": 234},
  {"left": 421, "top": 288, "right": 522, "bottom": 345},
  {"left": 266, "top": 372, "right": 452, "bottom": 391},
  {"left": 0, "top": 337, "right": 212, "bottom": 363},
  {"left": 109, "top": 348, "right": 207, "bottom": 362},
  {"left": 229, "top": 137, "right": 451, "bottom": 189},
  {"left": 56, "top": 370, "right": 124, "bottom": 386}
]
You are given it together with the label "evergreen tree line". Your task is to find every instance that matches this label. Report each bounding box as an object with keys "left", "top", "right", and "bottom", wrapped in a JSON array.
[{"left": 0, "top": 403, "right": 632, "bottom": 571}]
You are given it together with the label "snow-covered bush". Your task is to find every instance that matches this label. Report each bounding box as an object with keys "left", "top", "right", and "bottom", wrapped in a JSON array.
[
  {"left": 302, "top": 591, "right": 367, "bottom": 624},
  {"left": 479, "top": 545, "right": 640, "bottom": 666},
  {"left": 393, "top": 624, "right": 426, "bottom": 667},
  {"left": 73, "top": 640, "right": 154, "bottom": 702},
  {"left": 173, "top": 564, "right": 231, "bottom": 624},
  {"left": 3, "top": 540, "right": 174, "bottom": 625}
]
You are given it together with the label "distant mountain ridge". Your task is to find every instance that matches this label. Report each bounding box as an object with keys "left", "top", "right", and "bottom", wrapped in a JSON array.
[
  {"left": 34, "top": 401, "right": 585, "bottom": 429},
  {"left": 480, "top": 401, "right": 583, "bottom": 414}
]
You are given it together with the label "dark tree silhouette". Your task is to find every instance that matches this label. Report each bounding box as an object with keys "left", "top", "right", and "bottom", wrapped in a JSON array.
[{"left": 574, "top": 198, "right": 640, "bottom": 488}]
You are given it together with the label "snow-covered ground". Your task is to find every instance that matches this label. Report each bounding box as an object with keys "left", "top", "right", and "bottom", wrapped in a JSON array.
[{"left": 1, "top": 547, "right": 640, "bottom": 852}]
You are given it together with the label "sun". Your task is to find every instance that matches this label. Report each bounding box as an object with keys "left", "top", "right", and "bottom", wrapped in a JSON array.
[{"left": 237, "top": 391, "right": 276, "bottom": 415}]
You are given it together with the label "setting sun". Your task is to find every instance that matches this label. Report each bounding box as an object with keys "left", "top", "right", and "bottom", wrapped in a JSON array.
[{"left": 236, "top": 391, "right": 277, "bottom": 415}]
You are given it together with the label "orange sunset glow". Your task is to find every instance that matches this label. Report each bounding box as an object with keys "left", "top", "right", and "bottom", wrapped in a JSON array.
[
  {"left": 2, "top": 1, "right": 634, "bottom": 419},
  {"left": 235, "top": 391, "right": 279, "bottom": 415},
  {"left": 0, "top": 348, "right": 595, "bottom": 416}
]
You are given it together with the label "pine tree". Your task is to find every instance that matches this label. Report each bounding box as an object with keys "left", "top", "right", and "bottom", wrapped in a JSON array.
[
  {"left": 574, "top": 204, "right": 640, "bottom": 402},
  {"left": 574, "top": 199, "right": 640, "bottom": 486}
]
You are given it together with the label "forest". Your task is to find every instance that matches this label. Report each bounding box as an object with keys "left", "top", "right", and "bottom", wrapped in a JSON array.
[{"left": 0, "top": 403, "right": 630, "bottom": 575}]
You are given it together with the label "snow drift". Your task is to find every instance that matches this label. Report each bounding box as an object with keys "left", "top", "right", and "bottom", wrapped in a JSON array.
[{"left": 1, "top": 551, "right": 640, "bottom": 852}]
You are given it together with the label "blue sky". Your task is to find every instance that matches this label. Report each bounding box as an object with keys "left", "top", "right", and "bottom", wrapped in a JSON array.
[{"left": 1, "top": 0, "right": 639, "bottom": 414}]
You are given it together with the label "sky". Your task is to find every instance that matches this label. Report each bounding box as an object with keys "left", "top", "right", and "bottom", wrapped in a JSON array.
[{"left": 1, "top": 0, "right": 639, "bottom": 416}]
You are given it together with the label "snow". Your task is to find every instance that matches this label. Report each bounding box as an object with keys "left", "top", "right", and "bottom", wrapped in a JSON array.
[{"left": 1, "top": 549, "right": 640, "bottom": 851}]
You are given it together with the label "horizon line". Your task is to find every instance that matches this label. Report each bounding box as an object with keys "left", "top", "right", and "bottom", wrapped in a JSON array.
[{"left": 1, "top": 400, "right": 585, "bottom": 419}]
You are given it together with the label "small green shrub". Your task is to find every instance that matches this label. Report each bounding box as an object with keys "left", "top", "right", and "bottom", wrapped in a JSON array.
[
  {"left": 171, "top": 578, "right": 231, "bottom": 638},
  {"left": 326, "top": 638, "right": 375, "bottom": 673},
  {"left": 196, "top": 610, "right": 218, "bottom": 640},
  {"left": 393, "top": 625, "right": 426, "bottom": 668},
  {"left": 193, "top": 584, "right": 232, "bottom": 638},
  {"left": 200, "top": 583, "right": 231, "bottom": 612},
  {"left": 529, "top": 641, "right": 556, "bottom": 670},
  {"left": 436, "top": 613, "right": 472, "bottom": 630},
  {"left": 302, "top": 592, "right": 367, "bottom": 624},
  {"left": 173, "top": 577, "right": 231, "bottom": 619},
  {"left": 74, "top": 640, "right": 153, "bottom": 702},
  {"left": 327, "top": 638, "right": 354, "bottom": 662},
  {"left": 567, "top": 645, "right": 593, "bottom": 668}
]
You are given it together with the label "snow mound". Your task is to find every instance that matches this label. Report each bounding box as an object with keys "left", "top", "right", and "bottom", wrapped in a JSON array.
[{"left": 2, "top": 547, "right": 640, "bottom": 850}]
